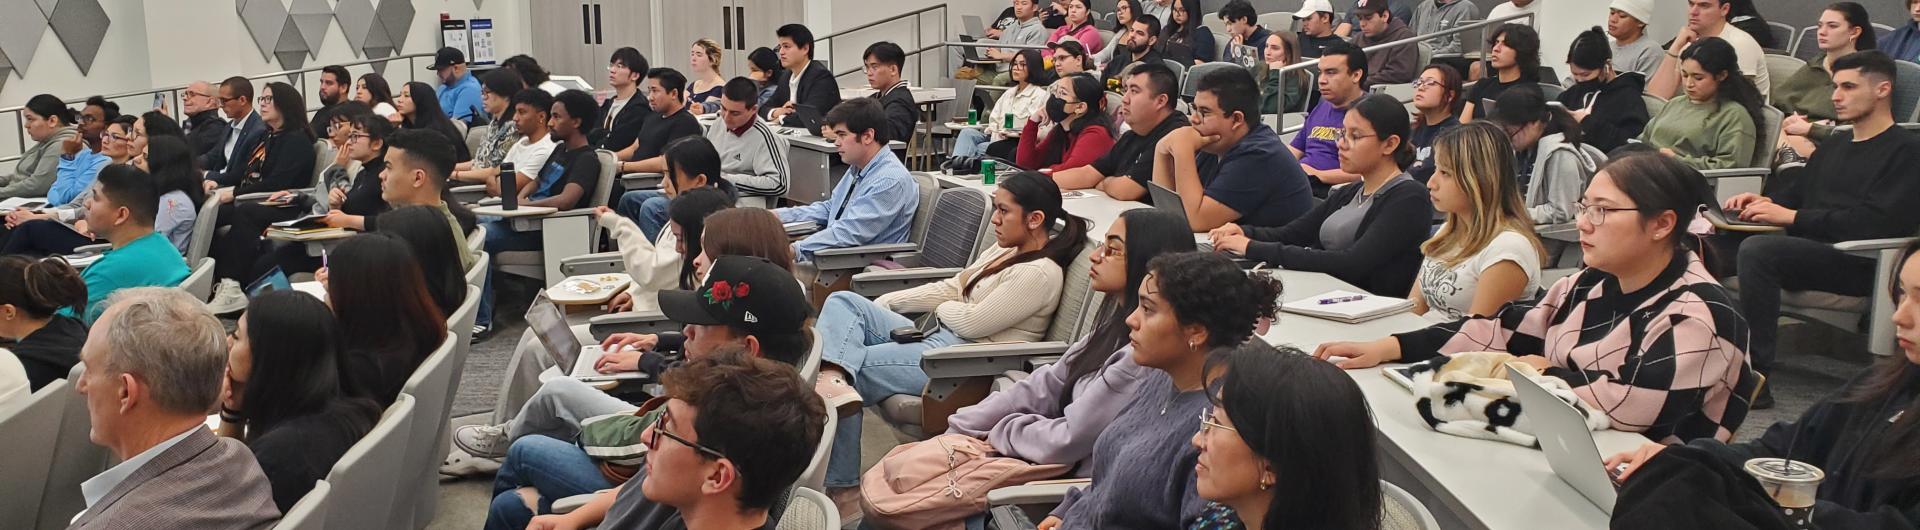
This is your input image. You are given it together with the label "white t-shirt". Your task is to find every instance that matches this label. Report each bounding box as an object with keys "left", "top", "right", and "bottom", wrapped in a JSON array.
[
  {"left": 1417, "top": 230, "right": 1542, "bottom": 321},
  {"left": 1485, "top": 1, "right": 1539, "bottom": 26},
  {"left": 503, "top": 133, "right": 559, "bottom": 181},
  {"left": 0, "top": 349, "right": 28, "bottom": 407},
  {"left": 1712, "top": 24, "right": 1771, "bottom": 100}
]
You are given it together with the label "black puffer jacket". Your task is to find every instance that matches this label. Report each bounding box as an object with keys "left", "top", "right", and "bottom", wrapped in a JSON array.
[{"left": 1558, "top": 71, "right": 1649, "bottom": 153}]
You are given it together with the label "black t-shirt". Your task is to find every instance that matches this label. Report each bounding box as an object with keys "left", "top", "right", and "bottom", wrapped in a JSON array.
[
  {"left": 535, "top": 144, "right": 603, "bottom": 210},
  {"left": 1298, "top": 32, "right": 1345, "bottom": 59},
  {"left": 635, "top": 108, "right": 704, "bottom": 161},
  {"left": 599, "top": 467, "right": 779, "bottom": 530},
  {"left": 1466, "top": 75, "right": 1530, "bottom": 119},
  {"left": 1093, "top": 111, "right": 1189, "bottom": 197},
  {"left": 1407, "top": 116, "right": 1459, "bottom": 183},
  {"left": 340, "top": 159, "right": 389, "bottom": 217}
]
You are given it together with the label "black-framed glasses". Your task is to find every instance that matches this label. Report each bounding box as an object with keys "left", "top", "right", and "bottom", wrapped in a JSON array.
[
  {"left": 1574, "top": 200, "right": 1648, "bottom": 227},
  {"left": 346, "top": 132, "right": 371, "bottom": 143},
  {"left": 1198, "top": 407, "right": 1237, "bottom": 433},
  {"left": 648, "top": 408, "right": 726, "bottom": 459}
]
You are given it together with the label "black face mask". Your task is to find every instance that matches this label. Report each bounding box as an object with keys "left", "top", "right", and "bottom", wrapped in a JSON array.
[{"left": 1046, "top": 96, "right": 1072, "bottom": 123}]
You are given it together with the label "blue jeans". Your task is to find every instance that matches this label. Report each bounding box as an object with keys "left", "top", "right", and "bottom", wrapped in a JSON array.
[
  {"left": 478, "top": 217, "right": 543, "bottom": 329},
  {"left": 483, "top": 434, "right": 613, "bottom": 530},
  {"left": 951, "top": 128, "right": 990, "bottom": 159},
  {"left": 615, "top": 189, "right": 671, "bottom": 241},
  {"left": 816, "top": 291, "right": 965, "bottom": 488}
]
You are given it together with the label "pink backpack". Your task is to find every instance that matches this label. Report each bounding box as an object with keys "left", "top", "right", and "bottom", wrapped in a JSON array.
[{"left": 859, "top": 433, "right": 1072, "bottom": 530}]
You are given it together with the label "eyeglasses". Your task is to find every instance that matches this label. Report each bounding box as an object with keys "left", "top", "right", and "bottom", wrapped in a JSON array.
[
  {"left": 347, "top": 132, "right": 371, "bottom": 143},
  {"left": 1573, "top": 200, "right": 1648, "bottom": 227},
  {"left": 1095, "top": 241, "right": 1125, "bottom": 259},
  {"left": 218, "top": 95, "right": 243, "bottom": 104},
  {"left": 259, "top": 95, "right": 275, "bottom": 104},
  {"left": 1198, "top": 407, "right": 1237, "bottom": 433},
  {"left": 1412, "top": 78, "right": 1445, "bottom": 89},
  {"left": 104, "top": 133, "right": 130, "bottom": 143},
  {"left": 1337, "top": 128, "right": 1377, "bottom": 146},
  {"left": 646, "top": 408, "right": 726, "bottom": 460}
]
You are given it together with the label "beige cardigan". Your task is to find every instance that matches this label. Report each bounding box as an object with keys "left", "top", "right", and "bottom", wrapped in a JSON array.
[
  {"left": 597, "top": 210, "right": 681, "bottom": 313},
  {"left": 875, "top": 245, "right": 1064, "bottom": 342}
]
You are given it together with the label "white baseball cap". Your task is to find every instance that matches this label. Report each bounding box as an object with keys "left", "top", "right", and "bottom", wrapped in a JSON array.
[
  {"left": 1294, "top": 0, "right": 1335, "bottom": 19},
  {"left": 1609, "top": 0, "right": 1654, "bottom": 24}
]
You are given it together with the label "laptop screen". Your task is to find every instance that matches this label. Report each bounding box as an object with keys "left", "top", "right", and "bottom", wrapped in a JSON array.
[{"left": 524, "top": 292, "right": 584, "bottom": 372}]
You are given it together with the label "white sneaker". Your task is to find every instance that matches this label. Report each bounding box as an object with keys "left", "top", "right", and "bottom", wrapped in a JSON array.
[
  {"left": 440, "top": 450, "right": 502, "bottom": 478},
  {"left": 204, "top": 279, "right": 248, "bottom": 315},
  {"left": 454, "top": 423, "right": 510, "bottom": 458}
]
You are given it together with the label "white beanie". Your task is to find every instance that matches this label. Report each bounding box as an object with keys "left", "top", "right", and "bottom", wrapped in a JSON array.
[{"left": 1609, "top": 0, "right": 1654, "bottom": 25}]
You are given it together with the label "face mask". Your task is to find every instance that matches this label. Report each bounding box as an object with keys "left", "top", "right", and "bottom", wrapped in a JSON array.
[{"left": 1046, "top": 96, "right": 1072, "bottom": 123}]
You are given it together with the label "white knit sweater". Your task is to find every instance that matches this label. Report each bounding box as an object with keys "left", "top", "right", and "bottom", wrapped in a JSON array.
[
  {"left": 875, "top": 245, "right": 1064, "bottom": 342},
  {"left": 597, "top": 210, "right": 681, "bottom": 313}
]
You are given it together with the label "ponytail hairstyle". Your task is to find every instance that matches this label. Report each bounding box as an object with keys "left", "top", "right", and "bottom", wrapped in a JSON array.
[
  {"left": 1489, "top": 84, "right": 1583, "bottom": 147},
  {"left": 964, "top": 171, "right": 1090, "bottom": 297},
  {"left": 1567, "top": 26, "right": 1613, "bottom": 72},
  {"left": 1680, "top": 37, "right": 1768, "bottom": 149},
  {"left": 0, "top": 255, "right": 87, "bottom": 320},
  {"left": 1350, "top": 94, "right": 1416, "bottom": 170},
  {"left": 1059, "top": 208, "right": 1195, "bottom": 409}
]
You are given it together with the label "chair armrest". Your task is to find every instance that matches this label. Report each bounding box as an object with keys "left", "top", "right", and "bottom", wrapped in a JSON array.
[
  {"left": 1835, "top": 237, "right": 1917, "bottom": 253},
  {"left": 550, "top": 492, "right": 600, "bottom": 514},
  {"left": 588, "top": 309, "right": 681, "bottom": 338},
  {"left": 234, "top": 191, "right": 283, "bottom": 202},
  {"left": 1698, "top": 167, "right": 1772, "bottom": 179},
  {"left": 986, "top": 480, "right": 1088, "bottom": 506},
  {"left": 812, "top": 243, "right": 923, "bottom": 271},
  {"left": 70, "top": 243, "right": 111, "bottom": 256},
  {"left": 450, "top": 184, "right": 490, "bottom": 205},
  {"left": 560, "top": 252, "right": 626, "bottom": 276},
  {"left": 477, "top": 196, "right": 503, "bottom": 206},
  {"left": 849, "top": 267, "right": 964, "bottom": 298},
  {"left": 1535, "top": 222, "right": 1578, "bottom": 243},
  {"left": 922, "top": 341, "right": 1072, "bottom": 381},
  {"left": 621, "top": 172, "right": 663, "bottom": 190}
]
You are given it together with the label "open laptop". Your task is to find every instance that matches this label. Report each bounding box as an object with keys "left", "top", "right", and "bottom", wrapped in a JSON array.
[
  {"left": 1702, "top": 201, "right": 1775, "bottom": 228},
  {"left": 525, "top": 292, "right": 646, "bottom": 382},
  {"left": 957, "top": 34, "right": 989, "bottom": 63},
  {"left": 1507, "top": 368, "right": 1618, "bottom": 514},
  {"left": 1148, "top": 182, "right": 1215, "bottom": 252},
  {"left": 963, "top": 14, "right": 989, "bottom": 38}
]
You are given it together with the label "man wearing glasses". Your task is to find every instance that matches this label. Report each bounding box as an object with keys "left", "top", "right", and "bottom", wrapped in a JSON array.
[
  {"left": 1151, "top": 67, "right": 1313, "bottom": 232},
  {"left": 179, "top": 81, "right": 229, "bottom": 162}
]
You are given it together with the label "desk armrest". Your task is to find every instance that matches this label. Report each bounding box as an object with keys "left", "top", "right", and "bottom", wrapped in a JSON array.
[
  {"left": 986, "top": 480, "right": 1087, "bottom": 506},
  {"left": 560, "top": 252, "right": 626, "bottom": 276},
  {"left": 1698, "top": 167, "right": 1771, "bottom": 180},
  {"left": 812, "top": 243, "right": 922, "bottom": 271},
  {"left": 450, "top": 184, "right": 490, "bottom": 205},
  {"left": 850, "top": 267, "right": 964, "bottom": 298},
  {"left": 477, "top": 196, "right": 503, "bottom": 206},
  {"left": 70, "top": 243, "right": 111, "bottom": 256},
  {"left": 550, "top": 492, "right": 601, "bottom": 514},
  {"left": 924, "top": 341, "right": 1072, "bottom": 361},
  {"left": 588, "top": 310, "right": 681, "bottom": 338},
  {"left": 621, "top": 172, "right": 663, "bottom": 189},
  {"left": 1835, "top": 237, "right": 1917, "bottom": 253},
  {"left": 1535, "top": 222, "right": 1578, "bottom": 243},
  {"left": 234, "top": 191, "right": 279, "bottom": 201}
]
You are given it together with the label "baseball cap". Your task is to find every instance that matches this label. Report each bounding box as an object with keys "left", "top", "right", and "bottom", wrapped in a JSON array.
[
  {"left": 1351, "top": 0, "right": 1391, "bottom": 17},
  {"left": 428, "top": 47, "right": 467, "bottom": 71},
  {"left": 658, "top": 255, "right": 809, "bottom": 336},
  {"left": 1608, "top": 0, "right": 1653, "bottom": 25},
  {"left": 1293, "top": 0, "right": 1335, "bottom": 19}
]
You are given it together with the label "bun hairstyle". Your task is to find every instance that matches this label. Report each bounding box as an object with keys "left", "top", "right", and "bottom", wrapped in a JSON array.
[
  {"left": 0, "top": 255, "right": 88, "bottom": 319},
  {"left": 1567, "top": 26, "right": 1612, "bottom": 71},
  {"left": 25, "top": 94, "right": 76, "bottom": 126},
  {"left": 1350, "top": 93, "right": 1417, "bottom": 170}
]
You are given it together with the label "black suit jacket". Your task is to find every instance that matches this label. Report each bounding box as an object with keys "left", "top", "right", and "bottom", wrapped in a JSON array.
[
  {"left": 205, "top": 112, "right": 267, "bottom": 184},
  {"left": 593, "top": 93, "right": 650, "bottom": 153},
  {"left": 762, "top": 61, "right": 843, "bottom": 128},
  {"left": 873, "top": 82, "right": 919, "bottom": 144},
  {"left": 183, "top": 109, "right": 230, "bottom": 166}
]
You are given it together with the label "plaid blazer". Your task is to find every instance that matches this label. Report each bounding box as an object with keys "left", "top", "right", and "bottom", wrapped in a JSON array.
[{"left": 68, "top": 427, "right": 280, "bottom": 529}]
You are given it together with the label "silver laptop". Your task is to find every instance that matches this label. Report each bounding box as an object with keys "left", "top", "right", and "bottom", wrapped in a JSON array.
[
  {"left": 1147, "top": 183, "right": 1214, "bottom": 251},
  {"left": 1507, "top": 368, "right": 1618, "bottom": 514},
  {"left": 963, "top": 14, "right": 988, "bottom": 37},
  {"left": 525, "top": 292, "right": 645, "bottom": 382}
]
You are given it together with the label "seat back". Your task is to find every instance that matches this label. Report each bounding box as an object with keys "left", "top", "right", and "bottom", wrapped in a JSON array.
[
  {"left": 324, "top": 394, "right": 415, "bottom": 530},
  {"left": 1756, "top": 106, "right": 1785, "bottom": 167},
  {"left": 0, "top": 380, "right": 69, "bottom": 529},
  {"left": 794, "top": 413, "right": 836, "bottom": 492},
  {"left": 465, "top": 124, "right": 492, "bottom": 159},
  {"left": 274, "top": 480, "right": 330, "bottom": 530},
  {"left": 1765, "top": 22, "right": 1794, "bottom": 54},
  {"left": 590, "top": 149, "right": 622, "bottom": 246},
  {"left": 312, "top": 140, "right": 335, "bottom": 189},
  {"left": 466, "top": 251, "right": 490, "bottom": 290},
  {"left": 1380, "top": 480, "right": 1441, "bottom": 530},
  {"left": 1895, "top": 60, "right": 1920, "bottom": 122},
  {"left": 1793, "top": 26, "right": 1821, "bottom": 62},
  {"left": 1184, "top": 62, "right": 1242, "bottom": 100},
  {"left": 921, "top": 186, "right": 993, "bottom": 270},
  {"left": 1642, "top": 93, "right": 1666, "bottom": 118},
  {"left": 394, "top": 338, "right": 458, "bottom": 529},
  {"left": 1764, "top": 54, "right": 1806, "bottom": 95},
  {"left": 797, "top": 334, "right": 823, "bottom": 383},
  {"left": 1162, "top": 58, "right": 1188, "bottom": 89},
  {"left": 467, "top": 225, "right": 487, "bottom": 256},
  {"left": 1257, "top": 12, "right": 1292, "bottom": 34},
  {"left": 451, "top": 284, "right": 483, "bottom": 347},
  {"left": 1537, "top": 82, "right": 1564, "bottom": 101},
  {"left": 1875, "top": 22, "right": 1897, "bottom": 37},
  {"left": 1201, "top": 16, "right": 1229, "bottom": 39},
  {"left": 907, "top": 172, "right": 942, "bottom": 246},
  {"left": 37, "top": 364, "right": 108, "bottom": 530},
  {"left": 181, "top": 257, "right": 216, "bottom": 301},
  {"left": 1104, "top": 91, "right": 1123, "bottom": 125},
  {"left": 186, "top": 195, "right": 222, "bottom": 265},
  {"left": 1417, "top": 42, "right": 1433, "bottom": 72},
  {"left": 1046, "top": 241, "right": 1101, "bottom": 344},
  {"left": 776, "top": 488, "right": 841, "bottom": 530}
]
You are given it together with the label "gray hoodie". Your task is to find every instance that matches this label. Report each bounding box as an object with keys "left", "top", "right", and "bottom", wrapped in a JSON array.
[
  {"left": 1412, "top": 0, "right": 1481, "bottom": 56},
  {"left": 1526, "top": 133, "right": 1605, "bottom": 225},
  {"left": 0, "top": 125, "right": 78, "bottom": 199}
]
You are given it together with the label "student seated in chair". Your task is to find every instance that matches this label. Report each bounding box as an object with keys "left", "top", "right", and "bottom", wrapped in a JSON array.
[
  {"left": 762, "top": 24, "right": 843, "bottom": 128},
  {"left": 0, "top": 255, "right": 88, "bottom": 392},
  {"left": 809, "top": 171, "right": 1087, "bottom": 511},
  {"left": 1290, "top": 42, "right": 1368, "bottom": 197},
  {"left": 1015, "top": 74, "right": 1115, "bottom": 173},
  {"left": 617, "top": 78, "right": 790, "bottom": 239},
  {"left": 863, "top": 41, "right": 920, "bottom": 148},
  {"left": 205, "top": 82, "right": 317, "bottom": 290},
  {"left": 1052, "top": 62, "right": 1187, "bottom": 201},
  {"left": 593, "top": 47, "right": 651, "bottom": 155},
  {"left": 475, "top": 89, "right": 605, "bottom": 335},
  {"left": 2, "top": 115, "right": 147, "bottom": 256},
  {"left": 1096, "top": 14, "right": 1164, "bottom": 87},
  {"left": 380, "top": 128, "right": 480, "bottom": 273},
  {"left": 524, "top": 352, "right": 825, "bottom": 530},
  {"left": 1487, "top": 86, "right": 1606, "bottom": 226},
  {"left": 1209, "top": 94, "right": 1431, "bottom": 296},
  {"left": 478, "top": 256, "right": 813, "bottom": 530},
  {"left": 322, "top": 234, "right": 449, "bottom": 407},
  {"left": 1153, "top": 67, "right": 1314, "bottom": 232},
  {"left": 1636, "top": 37, "right": 1765, "bottom": 171},
  {"left": 1412, "top": 122, "right": 1546, "bottom": 321},
  {"left": 609, "top": 68, "right": 705, "bottom": 184},
  {"left": 69, "top": 165, "right": 190, "bottom": 324},
  {"left": 772, "top": 99, "right": 920, "bottom": 263},
  {"left": 1773, "top": 3, "right": 1877, "bottom": 161},
  {"left": 452, "top": 69, "right": 529, "bottom": 185},
  {"left": 1715, "top": 50, "right": 1920, "bottom": 408}
]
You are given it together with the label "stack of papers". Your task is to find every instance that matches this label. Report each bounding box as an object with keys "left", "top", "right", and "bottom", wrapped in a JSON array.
[
  {"left": 1280, "top": 289, "right": 1414, "bottom": 324},
  {"left": 0, "top": 197, "right": 45, "bottom": 212},
  {"left": 265, "top": 227, "right": 348, "bottom": 240}
]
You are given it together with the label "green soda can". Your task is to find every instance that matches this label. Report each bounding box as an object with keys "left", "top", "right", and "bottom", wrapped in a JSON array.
[
  {"left": 981, "top": 159, "right": 997, "bottom": 184},
  {"left": 1004, "top": 113, "right": 1014, "bottom": 129},
  {"left": 968, "top": 109, "right": 979, "bottom": 125}
]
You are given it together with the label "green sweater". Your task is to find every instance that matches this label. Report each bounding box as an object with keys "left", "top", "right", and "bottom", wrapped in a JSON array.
[
  {"left": 1771, "top": 57, "right": 1839, "bottom": 142},
  {"left": 1639, "top": 96, "right": 1758, "bottom": 170}
]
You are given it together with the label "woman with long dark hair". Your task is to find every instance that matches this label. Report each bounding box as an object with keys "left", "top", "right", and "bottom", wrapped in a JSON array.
[
  {"left": 1638, "top": 37, "right": 1765, "bottom": 170},
  {"left": 215, "top": 290, "right": 381, "bottom": 511},
  {"left": 1407, "top": 64, "right": 1463, "bottom": 182},
  {"left": 950, "top": 48, "right": 1054, "bottom": 163},
  {"left": 205, "top": 81, "right": 317, "bottom": 291},
  {"left": 0, "top": 256, "right": 88, "bottom": 391},
  {"left": 1190, "top": 343, "right": 1382, "bottom": 530},
  {"left": 323, "top": 233, "right": 449, "bottom": 406},
  {"left": 1015, "top": 74, "right": 1115, "bottom": 172},
  {"left": 1034, "top": 251, "right": 1282, "bottom": 529},
  {"left": 1210, "top": 94, "right": 1433, "bottom": 296},
  {"left": 356, "top": 73, "right": 398, "bottom": 118},
  {"left": 1320, "top": 152, "right": 1757, "bottom": 443},
  {"left": 1161, "top": 0, "right": 1216, "bottom": 64},
  {"left": 1608, "top": 236, "right": 1920, "bottom": 528},
  {"left": 376, "top": 205, "right": 470, "bottom": 317},
  {"left": 395, "top": 81, "right": 473, "bottom": 162},
  {"left": 1776, "top": 2, "right": 1878, "bottom": 159},
  {"left": 814, "top": 171, "right": 1090, "bottom": 497},
  {"left": 1461, "top": 23, "right": 1542, "bottom": 121}
]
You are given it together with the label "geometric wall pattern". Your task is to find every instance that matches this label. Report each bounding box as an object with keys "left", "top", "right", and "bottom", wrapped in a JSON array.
[
  {"left": 239, "top": 0, "right": 418, "bottom": 71},
  {"left": 0, "top": 0, "right": 112, "bottom": 92}
]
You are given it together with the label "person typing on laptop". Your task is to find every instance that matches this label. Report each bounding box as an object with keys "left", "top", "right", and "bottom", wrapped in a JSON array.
[{"left": 473, "top": 255, "right": 814, "bottom": 529}]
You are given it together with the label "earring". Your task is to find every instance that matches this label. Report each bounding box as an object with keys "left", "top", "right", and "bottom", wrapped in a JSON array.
[{"left": 1258, "top": 479, "right": 1271, "bottom": 491}]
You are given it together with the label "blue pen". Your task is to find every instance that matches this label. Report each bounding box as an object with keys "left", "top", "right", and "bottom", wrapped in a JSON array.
[{"left": 1317, "top": 295, "right": 1366, "bottom": 305}]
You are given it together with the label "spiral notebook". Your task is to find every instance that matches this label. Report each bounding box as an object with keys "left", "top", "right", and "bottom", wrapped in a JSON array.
[{"left": 1280, "top": 290, "right": 1413, "bottom": 324}]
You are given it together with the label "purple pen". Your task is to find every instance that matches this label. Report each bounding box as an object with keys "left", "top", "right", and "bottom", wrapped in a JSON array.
[{"left": 1317, "top": 295, "right": 1366, "bottom": 305}]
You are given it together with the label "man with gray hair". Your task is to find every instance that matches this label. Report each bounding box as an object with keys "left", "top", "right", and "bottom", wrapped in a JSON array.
[
  {"left": 68, "top": 287, "right": 280, "bottom": 529},
  {"left": 179, "top": 80, "right": 230, "bottom": 164}
]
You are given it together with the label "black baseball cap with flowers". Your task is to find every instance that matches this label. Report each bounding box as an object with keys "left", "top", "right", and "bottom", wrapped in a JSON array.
[{"left": 658, "top": 255, "right": 809, "bottom": 335}]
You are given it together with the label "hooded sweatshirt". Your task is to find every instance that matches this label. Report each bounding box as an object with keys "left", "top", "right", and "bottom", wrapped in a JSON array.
[
  {"left": 1524, "top": 133, "right": 1604, "bottom": 225},
  {"left": 0, "top": 126, "right": 79, "bottom": 199},
  {"left": 1355, "top": 19, "right": 1419, "bottom": 85},
  {"left": 1556, "top": 71, "right": 1649, "bottom": 153},
  {"left": 1411, "top": 0, "right": 1480, "bottom": 55}
]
